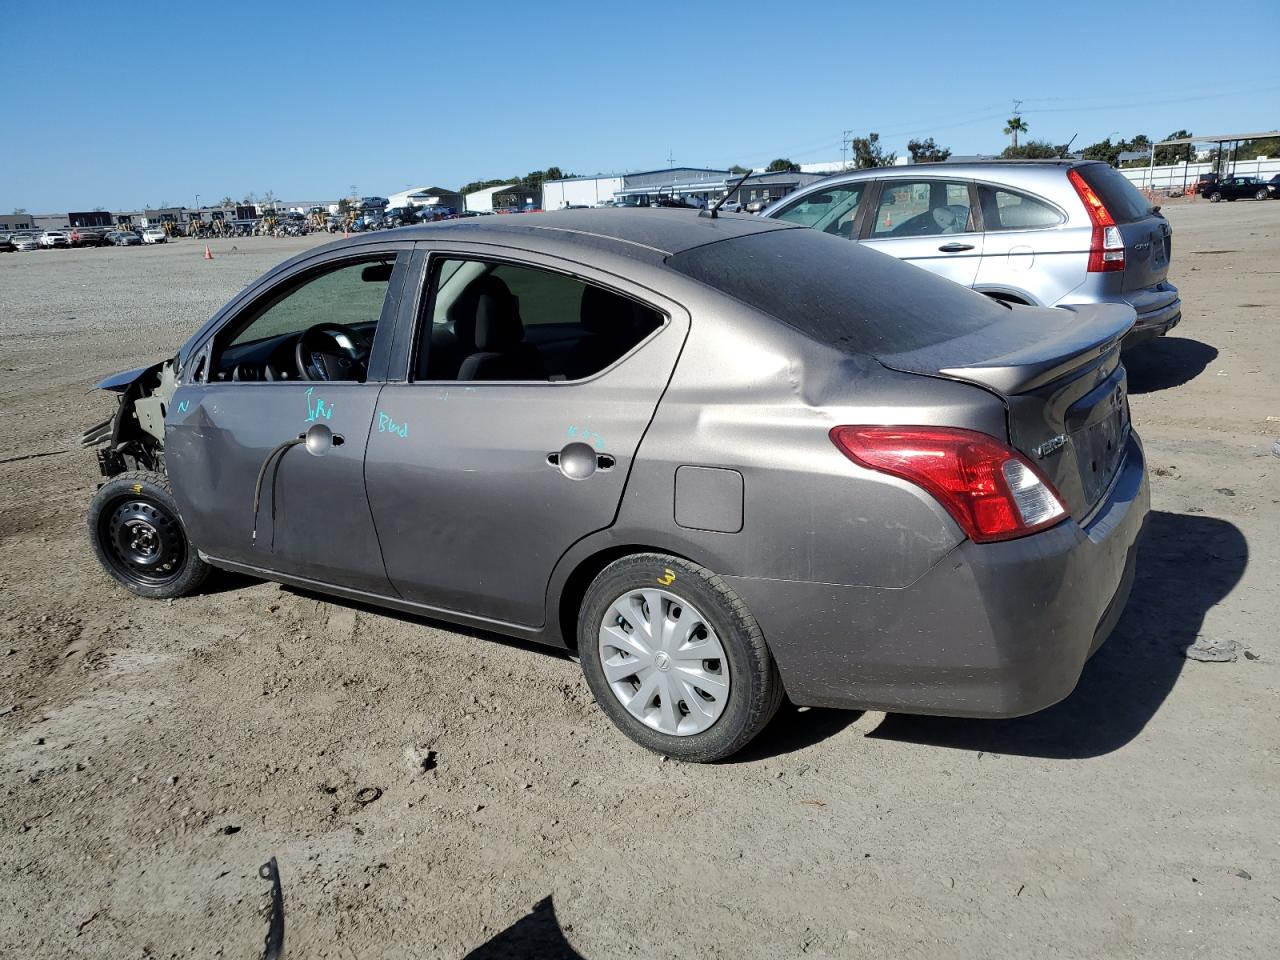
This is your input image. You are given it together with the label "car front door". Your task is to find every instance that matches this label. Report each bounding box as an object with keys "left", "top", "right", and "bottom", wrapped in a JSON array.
[
  {"left": 859, "top": 178, "right": 984, "bottom": 288},
  {"left": 363, "top": 246, "right": 688, "bottom": 627},
  {"left": 165, "top": 246, "right": 411, "bottom": 593}
]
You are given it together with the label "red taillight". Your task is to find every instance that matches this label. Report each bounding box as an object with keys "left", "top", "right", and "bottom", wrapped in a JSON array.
[
  {"left": 829, "top": 426, "right": 1068, "bottom": 544},
  {"left": 1068, "top": 168, "right": 1124, "bottom": 273}
]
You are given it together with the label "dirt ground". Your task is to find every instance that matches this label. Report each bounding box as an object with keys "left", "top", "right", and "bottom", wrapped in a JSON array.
[{"left": 1, "top": 209, "right": 1277, "bottom": 959}]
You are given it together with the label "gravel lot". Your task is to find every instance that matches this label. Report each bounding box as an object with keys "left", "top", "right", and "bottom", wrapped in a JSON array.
[{"left": 1, "top": 211, "right": 1277, "bottom": 959}]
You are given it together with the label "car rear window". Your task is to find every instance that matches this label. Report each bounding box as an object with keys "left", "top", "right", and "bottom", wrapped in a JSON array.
[
  {"left": 1075, "top": 163, "right": 1154, "bottom": 223},
  {"left": 667, "top": 227, "right": 1008, "bottom": 355}
]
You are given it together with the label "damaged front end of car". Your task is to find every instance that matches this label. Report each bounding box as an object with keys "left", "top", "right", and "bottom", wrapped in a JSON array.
[{"left": 80, "top": 358, "right": 180, "bottom": 477}]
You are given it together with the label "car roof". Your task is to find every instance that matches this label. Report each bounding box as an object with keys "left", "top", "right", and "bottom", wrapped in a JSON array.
[{"left": 343, "top": 209, "right": 800, "bottom": 258}]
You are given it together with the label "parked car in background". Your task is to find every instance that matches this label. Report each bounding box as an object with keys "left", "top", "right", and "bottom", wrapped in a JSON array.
[
  {"left": 142, "top": 227, "right": 168, "bottom": 244},
  {"left": 106, "top": 230, "right": 143, "bottom": 246},
  {"left": 1267, "top": 174, "right": 1280, "bottom": 198},
  {"left": 70, "top": 228, "right": 107, "bottom": 247},
  {"left": 0, "top": 233, "right": 15, "bottom": 252},
  {"left": 761, "top": 159, "right": 1180, "bottom": 347},
  {"left": 12, "top": 233, "right": 41, "bottom": 251},
  {"left": 1199, "top": 175, "right": 1271, "bottom": 202},
  {"left": 82, "top": 210, "right": 1147, "bottom": 762},
  {"left": 39, "top": 230, "right": 71, "bottom": 248},
  {"left": 382, "top": 206, "right": 419, "bottom": 226}
]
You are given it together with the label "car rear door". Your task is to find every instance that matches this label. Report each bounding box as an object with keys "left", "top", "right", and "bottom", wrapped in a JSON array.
[
  {"left": 363, "top": 244, "right": 689, "bottom": 628},
  {"left": 972, "top": 181, "right": 1079, "bottom": 305},
  {"left": 858, "top": 178, "right": 984, "bottom": 288}
]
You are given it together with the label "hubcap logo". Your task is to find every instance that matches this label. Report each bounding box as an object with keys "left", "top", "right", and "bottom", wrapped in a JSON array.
[{"left": 654, "top": 651, "right": 672, "bottom": 672}]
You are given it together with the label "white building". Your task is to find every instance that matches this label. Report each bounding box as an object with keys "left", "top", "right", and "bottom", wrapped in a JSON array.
[
  {"left": 465, "top": 184, "right": 539, "bottom": 213},
  {"left": 541, "top": 174, "right": 625, "bottom": 209}
]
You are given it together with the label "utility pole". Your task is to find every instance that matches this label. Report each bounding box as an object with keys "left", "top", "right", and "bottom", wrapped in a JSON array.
[{"left": 841, "top": 130, "right": 852, "bottom": 171}]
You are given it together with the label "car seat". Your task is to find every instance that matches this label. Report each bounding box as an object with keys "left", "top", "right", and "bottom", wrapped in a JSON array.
[
  {"left": 456, "top": 287, "right": 546, "bottom": 381},
  {"left": 565, "top": 285, "right": 662, "bottom": 380}
]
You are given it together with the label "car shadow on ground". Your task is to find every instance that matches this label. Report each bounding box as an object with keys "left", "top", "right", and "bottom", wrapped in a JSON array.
[
  {"left": 462, "top": 895, "right": 584, "bottom": 959},
  {"left": 867, "top": 510, "right": 1247, "bottom": 759},
  {"left": 1124, "top": 336, "right": 1218, "bottom": 393}
]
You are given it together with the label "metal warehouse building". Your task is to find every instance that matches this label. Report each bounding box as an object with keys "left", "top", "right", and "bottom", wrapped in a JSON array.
[{"left": 541, "top": 167, "right": 827, "bottom": 209}]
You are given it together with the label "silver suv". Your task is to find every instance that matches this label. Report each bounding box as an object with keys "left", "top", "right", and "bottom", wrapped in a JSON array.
[{"left": 760, "top": 160, "right": 1180, "bottom": 346}]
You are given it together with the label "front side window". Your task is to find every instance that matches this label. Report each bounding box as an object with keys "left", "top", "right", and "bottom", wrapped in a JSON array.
[
  {"left": 977, "top": 186, "right": 1064, "bottom": 231},
  {"left": 871, "top": 180, "right": 973, "bottom": 237},
  {"left": 772, "top": 185, "right": 865, "bottom": 239},
  {"left": 415, "top": 258, "right": 663, "bottom": 382},
  {"left": 211, "top": 256, "right": 396, "bottom": 382}
]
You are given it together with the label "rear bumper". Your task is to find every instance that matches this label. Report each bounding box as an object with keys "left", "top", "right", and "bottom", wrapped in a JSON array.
[
  {"left": 1123, "top": 296, "right": 1181, "bottom": 346},
  {"left": 725, "top": 431, "right": 1150, "bottom": 717}
]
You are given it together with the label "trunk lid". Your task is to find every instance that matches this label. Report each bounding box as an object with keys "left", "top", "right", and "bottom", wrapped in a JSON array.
[{"left": 876, "top": 302, "right": 1135, "bottom": 519}]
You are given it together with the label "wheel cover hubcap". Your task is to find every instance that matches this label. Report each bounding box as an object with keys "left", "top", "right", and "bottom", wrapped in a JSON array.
[{"left": 598, "top": 587, "right": 730, "bottom": 736}]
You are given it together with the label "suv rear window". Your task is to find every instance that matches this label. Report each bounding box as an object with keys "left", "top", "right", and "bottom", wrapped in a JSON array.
[
  {"left": 667, "top": 228, "right": 1007, "bottom": 355},
  {"left": 1075, "top": 163, "right": 1154, "bottom": 223}
]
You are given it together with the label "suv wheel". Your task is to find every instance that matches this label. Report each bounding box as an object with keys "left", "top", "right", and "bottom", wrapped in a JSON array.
[
  {"left": 1209, "top": 191, "right": 1223, "bottom": 202},
  {"left": 1255, "top": 188, "right": 1269, "bottom": 201},
  {"left": 578, "top": 554, "right": 783, "bottom": 762}
]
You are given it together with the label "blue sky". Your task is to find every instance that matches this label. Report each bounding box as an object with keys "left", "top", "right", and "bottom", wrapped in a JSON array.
[{"left": 3, "top": 0, "right": 1278, "bottom": 212}]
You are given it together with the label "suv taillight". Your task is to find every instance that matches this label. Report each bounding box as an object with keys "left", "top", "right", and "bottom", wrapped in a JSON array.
[
  {"left": 1068, "top": 168, "right": 1124, "bottom": 273},
  {"left": 830, "top": 426, "right": 1068, "bottom": 543}
]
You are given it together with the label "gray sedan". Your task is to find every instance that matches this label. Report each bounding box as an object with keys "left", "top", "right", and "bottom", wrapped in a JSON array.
[{"left": 83, "top": 210, "right": 1148, "bottom": 761}]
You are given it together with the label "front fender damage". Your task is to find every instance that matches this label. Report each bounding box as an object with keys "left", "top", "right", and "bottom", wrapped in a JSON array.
[{"left": 81, "top": 357, "right": 179, "bottom": 477}]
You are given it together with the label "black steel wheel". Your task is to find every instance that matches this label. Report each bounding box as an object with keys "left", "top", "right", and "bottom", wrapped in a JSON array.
[{"left": 88, "top": 471, "right": 209, "bottom": 598}]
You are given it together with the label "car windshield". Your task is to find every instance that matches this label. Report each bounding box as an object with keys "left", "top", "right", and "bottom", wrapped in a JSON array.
[{"left": 668, "top": 228, "right": 1007, "bottom": 355}]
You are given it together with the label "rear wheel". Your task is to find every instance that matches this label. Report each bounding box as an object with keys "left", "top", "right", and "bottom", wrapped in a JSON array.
[
  {"left": 578, "top": 554, "right": 783, "bottom": 762},
  {"left": 1209, "top": 191, "right": 1223, "bottom": 202},
  {"left": 88, "top": 471, "right": 209, "bottom": 599},
  {"left": 1255, "top": 188, "right": 1269, "bottom": 201}
]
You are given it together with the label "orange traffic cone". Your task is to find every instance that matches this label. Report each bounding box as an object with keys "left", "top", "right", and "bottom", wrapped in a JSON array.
[
  {"left": 883, "top": 211, "right": 892, "bottom": 228},
  {"left": 203, "top": 244, "right": 213, "bottom": 260}
]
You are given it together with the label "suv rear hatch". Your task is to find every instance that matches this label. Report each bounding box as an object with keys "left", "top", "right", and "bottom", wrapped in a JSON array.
[
  {"left": 877, "top": 301, "right": 1135, "bottom": 519},
  {"left": 1071, "top": 162, "right": 1174, "bottom": 301}
]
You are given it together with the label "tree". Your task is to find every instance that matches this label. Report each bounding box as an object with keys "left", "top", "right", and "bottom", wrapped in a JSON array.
[
  {"left": 1081, "top": 137, "right": 1122, "bottom": 166},
  {"left": 1003, "top": 115, "right": 1029, "bottom": 149},
  {"left": 261, "top": 190, "right": 276, "bottom": 212},
  {"left": 766, "top": 158, "right": 800, "bottom": 173},
  {"left": 850, "top": 133, "right": 896, "bottom": 169},
  {"left": 12, "top": 207, "right": 26, "bottom": 214},
  {"left": 1001, "top": 139, "right": 1061, "bottom": 160},
  {"left": 336, "top": 198, "right": 352, "bottom": 215},
  {"left": 219, "top": 196, "right": 234, "bottom": 208},
  {"left": 1154, "top": 130, "right": 1192, "bottom": 166},
  {"left": 907, "top": 137, "right": 951, "bottom": 164},
  {"left": 728, "top": 164, "right": 750, "bottom": 174}
]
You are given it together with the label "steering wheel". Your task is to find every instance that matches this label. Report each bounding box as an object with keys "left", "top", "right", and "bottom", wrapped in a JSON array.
[{"left": 295, "top": 323, "right": 371, "bottom": 381}]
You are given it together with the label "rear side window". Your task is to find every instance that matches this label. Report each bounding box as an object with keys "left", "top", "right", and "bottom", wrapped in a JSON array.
[
  {"left": 668, "top": 228, "right": 1007, "bottom": 356},
  {"left": 1075, "top": 164, "right": 1153, "bottom": 223},
  {"left": 977, "top": 186, "right": 1064, "bottom": 231}
]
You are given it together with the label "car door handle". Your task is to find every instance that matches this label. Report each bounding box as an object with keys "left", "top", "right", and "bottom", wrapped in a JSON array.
[
  {"left": 547, "top": 442, "right": 614, "bottom": 480},
  {"left": 937, "top": 242, "right": 975, "bottom": 252}
]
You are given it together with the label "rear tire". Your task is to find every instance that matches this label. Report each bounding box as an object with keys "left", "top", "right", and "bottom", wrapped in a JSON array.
[
  {"left": 88, "top": 471, "right": 209, "bottom": 599},
  {"left": 1209, "top": 191, "right": 1222, "bottom": 202},
  {"left": 1255, "top": 189, "right": 1269, "bottom": 201},
  {"left": 578, "top": 554, "right": 783, "bottom": 762}
]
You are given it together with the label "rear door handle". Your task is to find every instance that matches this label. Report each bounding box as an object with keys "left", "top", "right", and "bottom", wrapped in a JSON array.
[
  {"left": 937, "top": 242, "right": 975, "bottom": 252},
  {"left": 547, "top": 442, "right": 614, "bottom": 480}
]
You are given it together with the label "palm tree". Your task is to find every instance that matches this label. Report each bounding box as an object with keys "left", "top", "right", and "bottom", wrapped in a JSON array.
[{"left": 1004, "top": 116, "right": 1029, "bottom": 149}]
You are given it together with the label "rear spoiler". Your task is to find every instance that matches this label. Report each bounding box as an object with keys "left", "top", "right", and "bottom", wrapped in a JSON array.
[{"left": 877, "top": 303, "right": 1135, "bottom": 396}]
